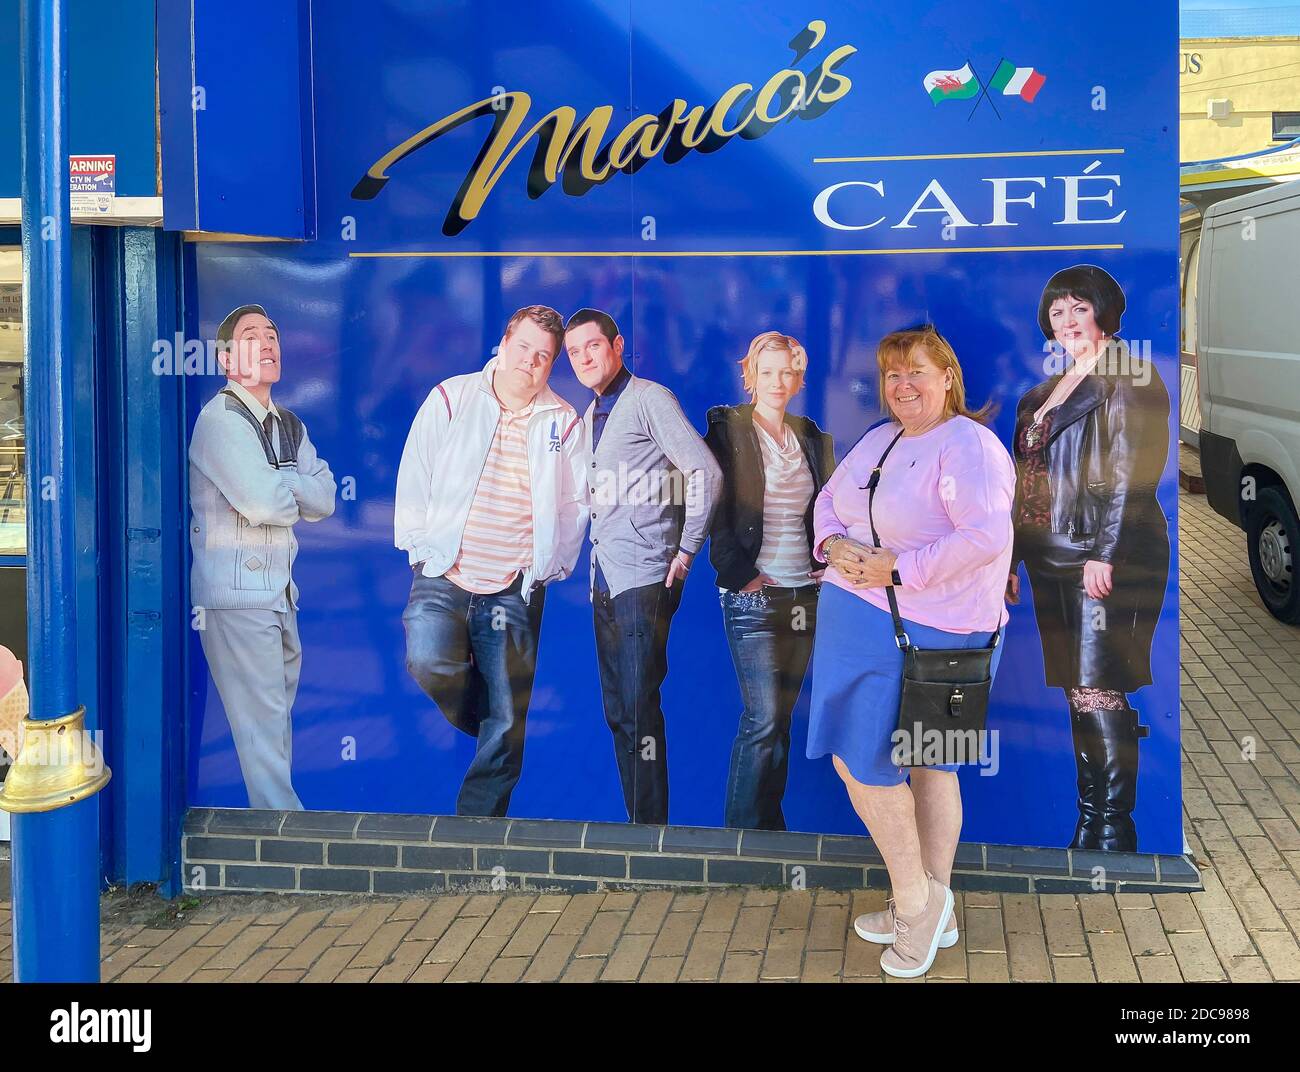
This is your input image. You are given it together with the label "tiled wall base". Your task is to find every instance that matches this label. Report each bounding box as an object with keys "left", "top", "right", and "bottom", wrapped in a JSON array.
[{"left": 182, "top": 809, "right": 1202, "bottom": 898}]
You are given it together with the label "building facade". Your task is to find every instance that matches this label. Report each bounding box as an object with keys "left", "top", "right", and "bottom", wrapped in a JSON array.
[
  {"left": 1180, "top": 35, "right": 1300, "bottom": 162},
  {"left": 1178, "top": 9, "right": 1300, "bottom": 442}
]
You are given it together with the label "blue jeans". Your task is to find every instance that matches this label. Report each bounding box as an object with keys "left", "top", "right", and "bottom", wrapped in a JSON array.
[
  {"left": 593, "top": 577, "right": 683, "bottom": 824},
  {"left": 402, "top": 571, "right": 545, "bottom": 817},
  {"left": 721, "top": 585, "right": 819, "bottom": 831}
]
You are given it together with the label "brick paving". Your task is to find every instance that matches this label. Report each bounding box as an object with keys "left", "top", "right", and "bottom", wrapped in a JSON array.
[{"left": 3, "top": 486, "right": 1300, "bottom": 982}]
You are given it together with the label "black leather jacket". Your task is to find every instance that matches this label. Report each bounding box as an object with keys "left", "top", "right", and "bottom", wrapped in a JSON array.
[
  {"left": 704, "top": 404, "right": 835, "bottom": 591},
  {"left": 1011, "top": 356, "right": 1170, "bottom": 568}
]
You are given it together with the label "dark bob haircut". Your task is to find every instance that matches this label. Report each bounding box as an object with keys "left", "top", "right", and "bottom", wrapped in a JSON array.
[
  {"left": 1036, "top": 264, "right": 1125, "bottom": 339},
  {"left": 565, "top": 307, "right": 621, "bottom": 344}
]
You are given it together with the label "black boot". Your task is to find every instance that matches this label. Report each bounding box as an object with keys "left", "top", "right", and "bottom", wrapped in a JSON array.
[
  {"left": 1068, "top": 707, "right": 1101, "bottom": 850},
  {"left": 1073, "top": 707, "right": 1149, "bottom": 852}
]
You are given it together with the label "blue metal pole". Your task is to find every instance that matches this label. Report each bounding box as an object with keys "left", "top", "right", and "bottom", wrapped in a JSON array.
[{"left": 12, "top": 0, "right": 102, "bottom": 983}]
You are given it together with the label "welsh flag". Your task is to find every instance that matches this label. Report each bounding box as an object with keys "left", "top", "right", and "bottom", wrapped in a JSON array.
[
  {"left": 923, "top": 64, "right": 979, "bottom": 104},
  {"left": 989, "top": 59, "right": 1046, "bottom": 102}
]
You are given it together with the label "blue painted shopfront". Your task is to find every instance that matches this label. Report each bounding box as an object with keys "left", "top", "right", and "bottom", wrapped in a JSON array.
[
  {"left": 0, "top": 0, "right": 187, "bottom": 895},
  {"left": 175, "top": 0, "right": 1183, "bottom": 853},
  {"left": 5, "top": 0, "right": 1183, "bottom": 915}
]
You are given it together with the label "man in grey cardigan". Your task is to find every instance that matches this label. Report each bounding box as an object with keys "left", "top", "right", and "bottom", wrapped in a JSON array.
[
  {"left": 189, "top": 305, "right": 336, "bottom": 810},
  {"left": 564, "top": 309, "right": 721, "bottom": 824}
]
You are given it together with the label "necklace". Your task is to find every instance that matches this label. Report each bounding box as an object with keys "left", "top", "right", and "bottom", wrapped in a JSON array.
[
  {"left": 1024, "top": 415, "right": 1047, "bottom": 449},
  {"left": 1027, "top": 348, "right": 1104, "bottom": 449}
]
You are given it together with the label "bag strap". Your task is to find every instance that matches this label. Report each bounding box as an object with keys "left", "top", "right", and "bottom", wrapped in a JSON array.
[
  {"left": 864, "top": 428, "right": 909, "bottom": 650},
  {"left": 864, "top": 425, "right": 1002, "bottom": 656}
]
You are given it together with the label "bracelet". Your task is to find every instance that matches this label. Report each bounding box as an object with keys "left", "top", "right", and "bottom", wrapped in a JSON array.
[{"left": 821, "top": 534, "right": 845, "bottom": 558}]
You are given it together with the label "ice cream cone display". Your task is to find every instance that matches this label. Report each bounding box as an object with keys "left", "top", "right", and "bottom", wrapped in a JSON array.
[{"left": 0, "top": 645, "right": 26, "bottom": 763}]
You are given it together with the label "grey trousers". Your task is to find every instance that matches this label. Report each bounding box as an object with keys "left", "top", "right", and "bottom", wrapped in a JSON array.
[{"left": 200, "top": 605, "right": 304, "bottom": 811}]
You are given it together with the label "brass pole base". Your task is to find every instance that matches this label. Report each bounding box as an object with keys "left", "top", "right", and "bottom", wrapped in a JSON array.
[{"left": 0, "top": 706, "right": 112, "bottom": 814}]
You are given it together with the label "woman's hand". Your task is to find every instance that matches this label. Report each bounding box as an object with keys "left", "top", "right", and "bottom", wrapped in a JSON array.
[
  {"left": 1083, "top": 559, "right": 1114, "bottom": 600},
  {"left": 740, "top": 573, "right": 776, "bottom": 593},
  {"left": 852, "top": 547, "right": 898, "bottom": 589},
  {"left": 827, "top": 537, "right": 873, "bottom": 583},
  {"left": 1006, "top": 572, "right": 1020, "bottom": 605}
]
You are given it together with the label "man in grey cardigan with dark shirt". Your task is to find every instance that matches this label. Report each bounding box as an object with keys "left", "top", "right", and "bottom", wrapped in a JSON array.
[{"left": 565, "top": 309, "right": 721, "bottom": 824}]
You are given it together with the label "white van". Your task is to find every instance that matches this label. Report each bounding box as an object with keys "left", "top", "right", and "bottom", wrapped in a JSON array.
[{"left": 1197, "top": 178, "right": 1300, "bottom": 623}]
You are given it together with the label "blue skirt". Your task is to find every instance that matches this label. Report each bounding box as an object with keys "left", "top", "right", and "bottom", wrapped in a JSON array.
[{"left": 806, "top": 582, "right": 1003, "bottom": 786}]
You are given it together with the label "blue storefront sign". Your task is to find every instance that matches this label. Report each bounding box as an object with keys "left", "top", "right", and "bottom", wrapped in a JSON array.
[{"left": 175, "top": 0, "right": 1180, "bottom": 855}]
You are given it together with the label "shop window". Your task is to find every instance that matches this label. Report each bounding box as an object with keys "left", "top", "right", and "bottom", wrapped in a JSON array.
[
  {"left": 0, "top": 249, "right": 23, "bottom": 556},
  {"left": 1273, "top": 112, "right": 1300, "bottom": 142}
]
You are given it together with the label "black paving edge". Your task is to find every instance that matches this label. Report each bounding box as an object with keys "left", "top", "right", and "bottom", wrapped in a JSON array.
[{"left": 181, "top": 808, "right": 1202, "bottom": 897}]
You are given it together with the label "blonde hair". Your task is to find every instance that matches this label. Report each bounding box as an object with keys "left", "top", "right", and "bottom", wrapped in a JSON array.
[
  {"left": 876, "top": 325, "right": 994, "bottom": 424},
  {"left": 739, "top": 331, "right": 808, "bottom": 399}
]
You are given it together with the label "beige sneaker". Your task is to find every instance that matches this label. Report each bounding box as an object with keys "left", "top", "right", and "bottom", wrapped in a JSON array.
[
  {"left": 879, "top": 876, "right": 955, "bottom": 978},
  {"left": 853, "top": 901, "right": 958, "bottom": 948}
]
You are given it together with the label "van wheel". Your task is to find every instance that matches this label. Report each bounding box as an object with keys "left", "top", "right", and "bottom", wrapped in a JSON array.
[{"left": 1246, "top": 487, "right": 1300, "bottom": 624}]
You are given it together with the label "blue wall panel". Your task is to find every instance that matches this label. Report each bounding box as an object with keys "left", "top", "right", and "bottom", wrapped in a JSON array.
[
  {"left": 0, "top": 0, "right": 157, "bottom": 199},
  {"left": 94, "top": 228, "right": 188, "bottom": 889},
  {"left": 158, "top": 0, "right": 315, "bottom": 237},
  {"left": 183, "top": 0, "right": 1183, "bottom": 853}
]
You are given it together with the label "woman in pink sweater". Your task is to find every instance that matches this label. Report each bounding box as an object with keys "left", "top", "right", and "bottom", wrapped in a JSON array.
[{"left": 807, "top": 325, "right": 1014, "bottom": 977}]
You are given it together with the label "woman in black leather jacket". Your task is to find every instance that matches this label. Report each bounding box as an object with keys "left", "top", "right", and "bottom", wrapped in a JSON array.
[
  {"left": 705, "top": 331, "right": 835, "bottom": 831},
  {"left": 1008, "top": 265, "right": 1170, "bottom": 853}
]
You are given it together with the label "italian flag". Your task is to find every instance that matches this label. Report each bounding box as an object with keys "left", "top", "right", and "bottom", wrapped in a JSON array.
[
  {"left": 989, "top": 60, "right": 1046, "bottom": 102},
  {"left": 923, "top": 64, "right": 979, "bottom": 104}
]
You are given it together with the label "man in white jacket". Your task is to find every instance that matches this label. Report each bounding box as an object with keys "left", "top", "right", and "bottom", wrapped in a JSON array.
[
  {"left": 395, "top": 305, "right": 587, "bottom": 816},
  {"left": 189, "top": 305, "right": 336, "bottom": 811}
]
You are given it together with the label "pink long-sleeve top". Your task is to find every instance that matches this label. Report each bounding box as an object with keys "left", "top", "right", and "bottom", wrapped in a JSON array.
[{"left": 813, "top": 415, "right": 1015, "bottom": 633}]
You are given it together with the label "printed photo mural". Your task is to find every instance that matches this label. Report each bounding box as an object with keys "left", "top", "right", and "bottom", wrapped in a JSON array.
[{"left": 183, "top": 0, "right": 1182, "bottom": 855}]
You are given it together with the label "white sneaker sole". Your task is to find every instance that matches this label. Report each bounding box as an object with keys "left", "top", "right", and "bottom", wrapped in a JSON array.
[
  {"left": 854, "top": 917, "right": 959, "bottom": 948},
  {"left": 879, "top": 886, "right": 956, "bottom": 979}
]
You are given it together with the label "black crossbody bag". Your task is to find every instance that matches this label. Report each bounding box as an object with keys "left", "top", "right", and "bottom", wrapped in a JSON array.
[{"left": 864, "top": 429, "right": 998, "bottom": 767}]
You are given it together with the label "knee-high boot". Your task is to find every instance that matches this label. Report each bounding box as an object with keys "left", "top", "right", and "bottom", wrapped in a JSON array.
[
  {"left": 1068, "top": 706, "right": 1101, "bottom": 850},
  {"left": 1072, "top": 707, "right": 1149, "bottom": 852}
]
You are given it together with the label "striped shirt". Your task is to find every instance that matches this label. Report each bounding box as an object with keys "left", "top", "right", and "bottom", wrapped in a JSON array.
[
  {"left": 754, "top": 421, "right": 815, "bottom": 587},
  {"left": 445, "top": 400, "right": 535, "bottom": 594}
]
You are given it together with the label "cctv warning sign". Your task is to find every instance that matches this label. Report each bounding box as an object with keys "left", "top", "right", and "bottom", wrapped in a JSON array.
[{"left": 69, "top": 155, "right": 115, "bottom": 214}]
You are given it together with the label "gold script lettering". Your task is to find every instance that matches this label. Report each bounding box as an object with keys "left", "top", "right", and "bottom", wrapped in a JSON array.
[{"left": 351, "top": 22, "right": 858, "bottom": 235}]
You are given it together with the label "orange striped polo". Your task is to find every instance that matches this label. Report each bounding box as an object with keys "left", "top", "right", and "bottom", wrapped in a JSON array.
[{"left": 445, "top": 400, "right": 535, "bottom": 594}]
